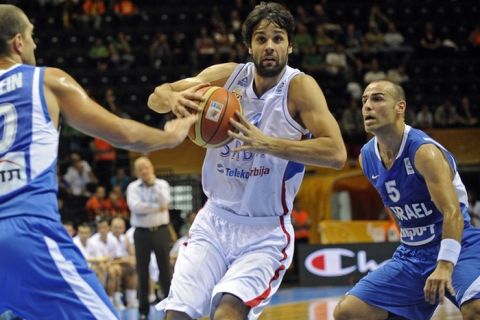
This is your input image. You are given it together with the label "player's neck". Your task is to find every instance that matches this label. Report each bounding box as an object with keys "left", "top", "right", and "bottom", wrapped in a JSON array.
[
  {"left": 0, "top": 56, "right": 21, "bottom": 69},
  {"left": 376, "top": 123, "right": 405, "bottom": 168},
  {"left": 253, "top": 72, "right": 283, "bottom": 97}
]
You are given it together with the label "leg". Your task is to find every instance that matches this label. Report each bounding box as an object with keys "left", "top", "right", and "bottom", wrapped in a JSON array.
[
  {"left": 461, "top": 299, "right": 480, "bottom": 320},
  {"left": 134, "top": 228, "right": 153, "bottom": 316},
  {"left": 334, "top": 295, "right": 388, "bottom": 320},
  {"left": 213, "top": 293, "right": 250, "bottom": 320},
  {"left": 152, "top": 226, "right": 172, "bottom": 297},
  {"left": 165, "top": 310, "right": 193, "bottom": 320}
]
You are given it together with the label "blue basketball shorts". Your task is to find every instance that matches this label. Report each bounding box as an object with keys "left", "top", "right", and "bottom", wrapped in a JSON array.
[
  {"left": 348, "top": 226, "right": 480, "bottom": 320},
  {"left": 0, "top": 216, "right": 119, "bottom": 319}
]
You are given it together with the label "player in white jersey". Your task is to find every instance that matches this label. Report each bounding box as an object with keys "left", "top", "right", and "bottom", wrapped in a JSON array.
[
  {"left": 0, "top": 5, "right": 196, "bottom": 319},
  {"left": 334, "top": 80, "right": 480, "bottom": 319},
  {"left": 147, "top": 2, "right": 346, "bottom": 319}
]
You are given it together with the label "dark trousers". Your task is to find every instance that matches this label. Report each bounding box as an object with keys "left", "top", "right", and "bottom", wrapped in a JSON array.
[{"left": 134, "top": 226, "right": 172, "bottom": 315}]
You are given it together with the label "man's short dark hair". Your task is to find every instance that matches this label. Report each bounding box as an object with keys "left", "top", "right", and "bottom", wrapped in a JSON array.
[
  {"left": 241, "top": 2, "right": 295, "bottom": 48},
  {"left": 0, "top": 5, "right": 28, "bottom": 56}
]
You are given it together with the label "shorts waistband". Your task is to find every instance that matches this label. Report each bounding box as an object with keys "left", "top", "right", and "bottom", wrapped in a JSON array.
[
  {"left": 136, "top": 225, "right": 167, "bottom": 232},
  {"left": 204, "top": 201, "right": 291, "bottom": 226}
]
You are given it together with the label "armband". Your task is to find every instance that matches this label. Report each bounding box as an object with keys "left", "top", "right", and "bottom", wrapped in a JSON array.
[{"left": 437, "top": 238, "right": 461, "bottom": 266}]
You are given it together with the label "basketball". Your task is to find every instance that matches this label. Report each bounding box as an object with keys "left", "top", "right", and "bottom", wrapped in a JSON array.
[{"left": 188, "top": 86, "right": 243, "bottom": 148}]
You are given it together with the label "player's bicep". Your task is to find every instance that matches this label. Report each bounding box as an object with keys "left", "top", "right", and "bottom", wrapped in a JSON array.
[
  {"left": 170, "top": 62, "right": 238, "bottom": 91},
  {"left": 414, "top": 144, "right": 458, "bottom": 214},
  {"left": 44, "top": 68, "right": 125, "bottom": 139}
]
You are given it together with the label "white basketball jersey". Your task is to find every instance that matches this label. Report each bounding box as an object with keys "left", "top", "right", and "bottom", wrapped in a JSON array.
[{"left": 202, "top": 63, "right": 310, "bottom": 217}]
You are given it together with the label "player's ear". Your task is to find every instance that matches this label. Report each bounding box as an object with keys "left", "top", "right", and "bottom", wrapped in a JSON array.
[
  {"left": 248, "top": 47, "right": 252, "bottom": 55},
  {"left": 287, "top": 45, "right": 293, "bottom": 54},
  {"left": 11, "top": 33, "right": 24, "bottom": 53}
]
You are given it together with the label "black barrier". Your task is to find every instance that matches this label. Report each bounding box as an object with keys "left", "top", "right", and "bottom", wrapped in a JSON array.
[{"left": 298, "top": 242, "right": 399, "bottom": 286}]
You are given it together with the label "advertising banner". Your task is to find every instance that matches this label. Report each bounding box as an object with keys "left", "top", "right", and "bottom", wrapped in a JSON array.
[{"left": 298, "top": 242, "right": 399, "bottom": 286}]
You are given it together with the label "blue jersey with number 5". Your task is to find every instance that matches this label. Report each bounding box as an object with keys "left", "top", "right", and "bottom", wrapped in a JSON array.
[
  {"left": 0, "top": 64, "right": 59, "bottom": 221},
  {"left": 360, "top": 125, "right": 470, "bottom": 247}
]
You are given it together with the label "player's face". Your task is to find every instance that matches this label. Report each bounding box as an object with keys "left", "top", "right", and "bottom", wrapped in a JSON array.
[
  {"left": 19, "top": 14, "right": 36, "bottom": 65},
  {"left": 250, "top": 20, "right": 292, "bottom": 78},
  {"left": 361, "top": 82, "right": 403, "bottom": 134}
]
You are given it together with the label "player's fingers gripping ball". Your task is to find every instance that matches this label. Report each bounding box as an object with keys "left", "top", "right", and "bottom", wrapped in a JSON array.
[{"left": 188, "top": 86, "right": 243, "bottom": 148}]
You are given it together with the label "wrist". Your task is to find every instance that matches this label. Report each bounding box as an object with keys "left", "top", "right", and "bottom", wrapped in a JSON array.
[{"left": 437, "top": 238, "right": 461, "bottom": 266}]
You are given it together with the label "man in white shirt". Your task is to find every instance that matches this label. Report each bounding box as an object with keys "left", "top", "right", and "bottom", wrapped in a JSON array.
[{"left": 126, "top": 157, "right": 174, "bottom": 319}]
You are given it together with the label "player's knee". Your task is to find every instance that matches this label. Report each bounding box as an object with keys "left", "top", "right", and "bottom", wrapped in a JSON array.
[
  {"left": 461, "top": 299, "right": 480, "bottom": 320},
  {"left": 213, "top": 294, "right": 250, "bottom": 320}
]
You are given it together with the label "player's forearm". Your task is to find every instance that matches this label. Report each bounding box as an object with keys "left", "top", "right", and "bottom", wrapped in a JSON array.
[
  {"left": 263, "top": 137, "right": 347, "bottom": 169},
  {"left": 441, "top": 206, "right": 464, "bottom": 242},
  {"left": 110, "top": 118, "right": 181, "bottom": 152},
  {"left": 147, "top": 84, "right": 174, "bottom": 113}
]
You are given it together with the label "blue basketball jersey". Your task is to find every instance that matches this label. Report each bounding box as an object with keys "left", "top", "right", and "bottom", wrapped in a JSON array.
[
  {"left": 361, "top": 125, "right": 470, "bottom": 247},
  {"left": 0, "top": 64, "right": 59, "bottom": 221}
]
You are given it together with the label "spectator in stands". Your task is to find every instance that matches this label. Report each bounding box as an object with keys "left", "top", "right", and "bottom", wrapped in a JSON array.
[
  {"left": 86, "top": 185, "right": 109, "bottom": 221},
  {"left": 301, "top": 44, "right": 326, "bottom": 79},
  {"left": 90, "top": 137, "right": 116, "bottom": 190},
  {"left": 457, "top": 96, "right": 479, "bottom": 126},
  {"left": 416, "top": 104, "right": 434, "bottom": 129},
  {"left": 108, "top": 31, "right": 135, "bottom": 70},
  {"left": 468, "top": 24, "right": 480, "bottom": 49},
  {"left": 213, "top": 22, "right": 236, "bottom": 61},
  {"left": 111, "top": 167, "right": 131, "bottom": 195},
  {"left": 110, "top": 217, "right": 138, "bottom": 308},
  {"left": 81, "top": 0, "right": 105, "bottom": 29},
  {"left": 63, "top": 152, "right": 98, "bottom": 197},
  {"left": 363, "top": 58, "right": 386, "bottom": 84},
  {"left": 105, "top": 185, "right": 130, "bottom": 219},
  {"left": 341, "top": 98, "right": 365, "bottom": 158},
  {"left": 325, "top": 43, "right": 349, "bottom": 78},
  {"left": 228, "top": 9, "right": 243, "bottom": 39},
  {"left": 313, "top": 23, "right": 336, "bottom": 52},
  {"left": 149, "top": 31, "right": 172, "bottom": 69},
  {"left": 171, "top": 30, "right": 189, "bottom": 65},
  {"left": 384, "top": 22, "right": 406, "bottom": 49},
  {"left": 343, "top": 23, "right": 363, "bottom": 52},
  {"left": 126, "top": 157, "right": 174, "bottom": 319},
  {"left": 386, "top": 64, "right": 409, "bottom": 84},
  {"left": 88, "top": 37, "right": 110, "bottom": 70},
  {"left": 368, "top": 4, "right": 391, "bottom": 32},
  {"left": 194, "top": 26, "right": 216, "bottom": 70},
  {"left": 419, "top": 22, "right": 441, "bottom": 54},
  {"left": 434, "top": 99, "right": 462, "bottom": 128},
  {"left": 294, "top": 21, "right": 313, "bottom": 55},
  {"left": 113, "top": 0, "right": 137, "bottom": 17},
  {"left": 62, "top": 220, "right": 76, "bottom": 237},
  {"left": 364, "top": 22, "right": 385, "bottom": 52},
  {"left": 88, "top": 217, "right": 125, "bottom": 310}
]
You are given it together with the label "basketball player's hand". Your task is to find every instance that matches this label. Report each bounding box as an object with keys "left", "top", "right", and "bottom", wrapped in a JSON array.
[
  {"left": 228, "top": 111, "right": 273, "bottom": 152},
  {"left": 423, "top": 261, "right": 455, "bottom": 304},
  {"left": 171, "top": 83, "right": 210, "bottom": 118},
  {"left": 164, "top": 115, "right": 197, "bottom": 146}
]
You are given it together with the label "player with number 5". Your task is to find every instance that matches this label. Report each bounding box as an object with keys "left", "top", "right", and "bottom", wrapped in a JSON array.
[{"left": 334, "top": 80, "right": 480, "bottom": 320}]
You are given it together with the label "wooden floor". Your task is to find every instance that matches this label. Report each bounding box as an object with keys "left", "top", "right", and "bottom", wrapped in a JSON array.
[{"left": 119, "top": 286, "right": 462, "bottom": 320}]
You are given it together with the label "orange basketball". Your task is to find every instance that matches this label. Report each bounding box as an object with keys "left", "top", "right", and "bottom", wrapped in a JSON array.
[{"left": 188, "top": 86, "right": 243, "bottom": 148}]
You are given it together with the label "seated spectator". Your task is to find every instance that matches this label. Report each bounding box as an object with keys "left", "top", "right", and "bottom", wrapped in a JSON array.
[
  {"left": 90, "top": 137, "right": 116, "bottom": 191},
  {"left": 325, "top": 43, "right": 349, "bottom": 78},
  {"left": 368, "top": 4, "right": 391, "bottom": 31},
  {"left": 434, "top": 99, "right": 462, "bottom": 128},
  {"left": 313, "top": 24, "right": 335, "bottom": 52},
  {"left": 363, "top": 58, "right": 386, "bottom": 84},
  {"left": 86, "top": 185, "right": 110, "bottom": 221},
  {"left": 341, "top": 99, "right": 365, "bottom": 158},
  {"left": 105, "top": 186, "right": 130, "bottom": 219},
  {"left": 194, "top": 26, "right": 216, "bottom": 70},
  {"left": 62, "top": 220, "right": 76, "bottom": 237},
  {"left": 364, "top": 22, "right": 385, "bottom": 52},
  {"left": 416, "top": 104, "right": 434, "bottom": 129},
  {"left": 387, "top": 64, "right": 409, "bottom": 84},
  {"left": 384, "top": 22, "right": 405, "bottom": 48},
  {"left": 110, "top": 217, "right": 138, "bottom": 308},
  {"left": 88, "top": 37, "right": 110, "bottom": 71},
  {"left": 63, "top": 153, "right": 98, "bottom": 197},
  {"left": 343, "top": 23, "right": 363, "bottom": 52},
  {"left": 301, "top": 44, "right": 326, "bottom": 79},
  {"left": 88, "top": 217, "right": 125, "bottom": 310},
  {"left": 457, "top": 96, "right": 478, "bottom": 126},
  {"left": 419, "top": 22, "right": 441, "bottom": 53},
  {"left": 149, "top": 31, "right": 172, "bottom": 69},
  {"left": 108, "top": 31, "right": 135, "bottom": 70},
  {"left": 81, "top": 0, "right": 106, "bottom": 29},
  {"left": 110, "top": 167, "right": 131, "bottom": 195},
  {"left": 73, "top": 223, "right": 109, "bottom": 286},
  {"left": 294, "top": 22, "right": 314, "bottom": 55}
]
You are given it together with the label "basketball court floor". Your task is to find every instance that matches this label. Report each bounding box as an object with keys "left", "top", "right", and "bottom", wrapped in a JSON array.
[{"left": 119, "top": 286, "right": 461, "bottom": 320}]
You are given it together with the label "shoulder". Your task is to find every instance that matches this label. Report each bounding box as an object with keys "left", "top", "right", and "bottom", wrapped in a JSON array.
[
  {"left": 156, "top": 179, "right": 170, "bottom": 187},
  {"left": 197, "top": 62, "right": 239, "bottom": 86},
  {"left": 288, "top": 74, "right": 324, "bottom": 105}
]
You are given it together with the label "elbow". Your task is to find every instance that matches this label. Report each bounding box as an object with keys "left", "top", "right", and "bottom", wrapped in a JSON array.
[{"left": 331, "top": 147, "right": 348, "bottom": 170}]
